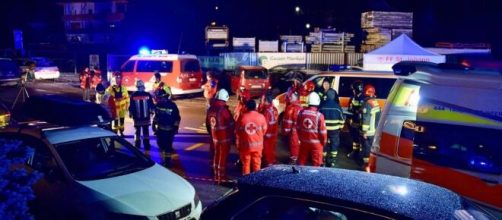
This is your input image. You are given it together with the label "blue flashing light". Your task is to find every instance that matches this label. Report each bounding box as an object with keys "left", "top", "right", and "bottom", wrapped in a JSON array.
[{"left": 139, "top": 47, "right": 151, "bottom": 55}]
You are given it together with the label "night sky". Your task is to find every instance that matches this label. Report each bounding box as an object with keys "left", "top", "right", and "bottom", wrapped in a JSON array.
[{"left": 1, "top": 0, "right": 501, "bottom": 56}]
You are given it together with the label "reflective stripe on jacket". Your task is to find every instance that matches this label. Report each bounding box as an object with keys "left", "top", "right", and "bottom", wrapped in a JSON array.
[
  {"left": 236, "top": 110, "right": 267, "bottom": 153},
  {"left": 320, "top": 101, "right": 345, "bottom": 131},
  {"left": 259, "top": 103, "right": 278, "bottom": 139},
  {"left": 206, "top": 100, "right": 235, "bottom": 145},
  {"left": 296, "top": 107, "right": 327, "bottom": 147},
  {"left": 361, "top": 97, "right": 381, "bottom": 136},
  {"left": 281, "top": 101, "right": 303, "bottom": 135}
]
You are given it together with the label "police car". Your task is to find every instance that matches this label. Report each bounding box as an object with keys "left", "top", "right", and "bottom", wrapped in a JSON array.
[
  {"left": 0, "top": 95, "right": 202, "bottom": 219},
  {"left": 202, "top": 165, "right": 497, "bottom": 220}
]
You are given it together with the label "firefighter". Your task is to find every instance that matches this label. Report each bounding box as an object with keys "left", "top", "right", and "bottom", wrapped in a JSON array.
[
  {"left": 153, "top": 71, "right": 172, "bottom": 103},
  {"left": 206, "top": 88, "right": 235, "bottom": 183},
  {"left": 80, "top": 67, "right": 92, "bottom": 101},
  {"left": 202, "top": 71, "right": 219, "bottom": 108},
  {"left": 258, "top": 91, "right": 279, "bottom": 166},
  {"left": 106, "top": 73, "right": 130, "bottom": 136},
  {"left": 296, "top": 92, "right": 327, "bottom": 166},
  {"left": 152, "top": 89, "right": 180, "bottom": 165},
  {"left": 346, "top": 80, "right": 365, "bottom": 158},
  {"left": 319, "top": 89, "right": 345, "bottom": 167},
  {"left": 281, "top": 91, "right": 302, "bottom": 164},
  {"left": 360, "top": 84, "right": 381, "bottom": 165},
  {"left": 236, "top": 99, "right": 267, "bottom": 175},
  {"left": 129, "top": 80, "right": 155, "bottom": 149}
]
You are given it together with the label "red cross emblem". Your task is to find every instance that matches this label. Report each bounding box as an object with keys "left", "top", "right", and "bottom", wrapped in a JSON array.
[
  {"left": 303, "top": 118, "right": 314, "bottom": 129},
  {"left": 210, "top": 117, "right": 217, "bottom": 128},
  {"left": 245, "top": 122, "right": 257, "bottom": 135}
]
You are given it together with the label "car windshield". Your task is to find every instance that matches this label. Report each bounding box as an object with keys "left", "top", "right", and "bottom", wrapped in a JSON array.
[
  {"left": 55, "top": 136, "right": 155, "bottom": 181},
  {"left": 244, "top": 69, "right": 268, "bottom": 79}
]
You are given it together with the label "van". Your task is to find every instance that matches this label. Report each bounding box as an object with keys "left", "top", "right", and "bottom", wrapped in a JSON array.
[
  {"left": 230, "top": 65, "right": 270, "bottom": 97},
  {"left": 120, "top": 51, "right": 203, "bottom": 95},
  {"left": 273, "top": 71, "right": 397, "bottom": 116},
  {"left": 368, "top": 62, "right": 502, "bottom": 210}
]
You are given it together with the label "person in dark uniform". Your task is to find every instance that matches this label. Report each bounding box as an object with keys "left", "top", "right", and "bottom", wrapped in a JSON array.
[
  {"left": 129, "top": 80, "right": 155, "bottom": 149},
  {"left": 152, "top": 89, "right": 180, "bottom": 165},
  {"left": 347, "top": 80, "right": 365, "bottom": 158},
  {"left": 319, "top": 89, "right": 345, "bottom": 167}
]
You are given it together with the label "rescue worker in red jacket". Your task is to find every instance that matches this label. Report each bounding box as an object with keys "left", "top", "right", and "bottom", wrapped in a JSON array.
[
  {"left": 258, "top": 91, "right": 279, "bottom": 166},
  {"left": 285, "top": 78, "right": 302, "bottom": 104},
  {"left": 296, "top": 92, "right": 327, "bottom": 166},
  {"left": 106, "top": 73, "right": 130, "bottom": 136},
  {"left": 347, "top": 80, "right": 365, "bottom": 158},
  {"left": 234, "top": 89, "right": 250, "bottom": 123},
  {"left": 206, "top": 88, "right": 235, "bottom": 183},
  {"left": 299, "top": 80, "right": 315, "bottom": 107},
  {"left": 281, "top": 91, "right": 303, "bottom": 164},
  {"left": 360, "top": 84, "right": 381, "bottom": 165},
  {"left": 202, "top": 71, "right": 218, "bottom": 107},
  {"left": 129, "top": 80, "right": 155, "bottom": 149},
  {"left": 236, "top": 99, "right": 267, "bottom": 175}
]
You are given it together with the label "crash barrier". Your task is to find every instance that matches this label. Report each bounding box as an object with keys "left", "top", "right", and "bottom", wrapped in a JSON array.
[{"left": 202, "top": 52, "right": 364, "bottom": 71}]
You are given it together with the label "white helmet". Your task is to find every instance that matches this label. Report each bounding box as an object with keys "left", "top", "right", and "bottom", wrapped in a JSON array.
[
  {"left": 215, "top": 89, "right": 229, "bottom": 102},
  {"left": 308, "top": 92, "right": 321, "bottom": 106}
]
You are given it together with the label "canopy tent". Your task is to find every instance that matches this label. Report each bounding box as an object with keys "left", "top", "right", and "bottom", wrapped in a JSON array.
[{"left": 363, "top": 34, "right": 446, "bottom": 71}]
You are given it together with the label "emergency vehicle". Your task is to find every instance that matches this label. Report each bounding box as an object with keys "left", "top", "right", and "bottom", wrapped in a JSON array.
[
  {"left": 120, "top": 50, "right": 203, "bottom": 95},
  {"left": 273, "top": 71, "right": 397, "bottom": 115},
  {"left": 230, "top": 65, "right": 270, "bottom": 97},
  {"left": 368, "top": 62, "right": 502, "bottom": 210}
]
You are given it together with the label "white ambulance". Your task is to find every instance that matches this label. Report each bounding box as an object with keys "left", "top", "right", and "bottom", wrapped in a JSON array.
[{"left": 368, "top": 61, "right": 502, "bottom": 210}]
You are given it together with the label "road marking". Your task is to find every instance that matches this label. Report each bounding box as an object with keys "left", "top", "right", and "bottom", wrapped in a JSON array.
[
  {"left": 184, "top": 127, "right": 207, "bottom": 133},
  {"left": 185, "top": 143, "right": 206, "bottom": 151}
]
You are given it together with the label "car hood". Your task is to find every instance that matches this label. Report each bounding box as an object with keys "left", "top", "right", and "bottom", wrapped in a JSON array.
[{"left": 77, "top": 164, "right": 194, "bottom": 216}]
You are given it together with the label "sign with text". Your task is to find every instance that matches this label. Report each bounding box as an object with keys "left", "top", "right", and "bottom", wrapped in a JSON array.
[{"left": 257, "top": 53, "right": 306, "bottom": 69}]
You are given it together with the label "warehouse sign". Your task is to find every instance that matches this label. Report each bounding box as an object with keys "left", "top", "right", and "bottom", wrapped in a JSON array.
[
  {"left": 257, "top": 53, "right": 306, "bottom": 69},
  {"left": 205, "top": 26, "right": 229, "bottom": 40}
]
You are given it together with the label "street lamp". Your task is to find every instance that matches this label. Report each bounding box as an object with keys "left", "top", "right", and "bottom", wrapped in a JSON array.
[
  {"left": 305, "top": 23, "right": 310, "bottom": 29},
  {"left": 215, "top": 5, "right": 219, "bottom": 10}
]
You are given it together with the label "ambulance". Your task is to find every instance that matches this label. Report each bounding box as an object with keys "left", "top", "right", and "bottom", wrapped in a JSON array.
[
  {"left": 120, "top": 50, "right": 203, "bottom": 95},
  {"left": 272, "top": 71, "right": 397, "bottom": 115},
  {"left": 368, "top": 62, "right": 502, "bottom": 210}
]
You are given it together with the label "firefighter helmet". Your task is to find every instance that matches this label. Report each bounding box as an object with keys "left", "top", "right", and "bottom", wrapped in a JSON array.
[
  {"left": 351, "top": 80, "right": 364, "bottom": 94},
  {"left": 136, "top": 79, "right": 145, "bottom": 88},
  {"left": 364, "top": 84, "right": 376, "bottom": 97},
  {"left": 308, "top": 92, "right": 321, "bottom": 106},
  {"left": 215, "top": 89, "right": 229, "bottom": 102}
]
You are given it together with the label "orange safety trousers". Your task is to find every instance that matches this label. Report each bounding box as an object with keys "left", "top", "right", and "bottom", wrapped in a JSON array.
[
  {"left": 240, "top": 151, "right": 262, "bottom": 175},
  {"left": 263, "top": 136, "right": 277, "bottom": 165},
  {"left": 213, "top": 143, "right": 230, "bottom": 182},
  {"left": 298, "top": 144, "right": 323, "bottom": 167}
]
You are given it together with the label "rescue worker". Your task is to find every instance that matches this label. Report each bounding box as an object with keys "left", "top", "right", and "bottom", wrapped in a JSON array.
[
  {"left": 258, "top": 91, "right": 279, "bottom": 166},
  {"left": 234, "top": 89, "right": 250, "bottom": 124},
  {"left": 91, "top": 67, "right": 102, "bottom": 102},
  {"left": 152, "top": 89, "right": 180, "bottom": 165},
  {"left": 95, "top": 80, "right": 106, "bottom": 104},
  {"left": 346, "top": 80, "right": 365, "bottom": 158},
  {"left": 106, "top": 73, "right": 130, "bottom": 136},
  {"left": 281, "top": 91, "right": 303, "bottom": 164},
  {"left": 206, "top": 88, "right": 235, "bottom": 184},
  {"left": 202, "top": 71, "right": 219, "bottom": 108},
  {"left": 129, "top": 80, "right": 155, "bottom": 149},
  {"left": 236, "top": 99, "right": 267, "bottom": 175},
  {"left": 299, "top": 81, "right": 315, "bottom": 107},
  {"left": 153, "top": 71, "right": 172, "bottom": 103},
  {"left": 319, "top": 89, "right": 345, "bottom": 167},
  {"left": 296, "top": 92, "right": 327, "bottom": 166},
  {"left": 80, "top": 67, "right": 92, "bottom": 101},
  {"left": 285, "top": 78, "right": 302, "bottom": 104},
  {"left": 360, "top": 84, "right": 381, "bottom": 165}
]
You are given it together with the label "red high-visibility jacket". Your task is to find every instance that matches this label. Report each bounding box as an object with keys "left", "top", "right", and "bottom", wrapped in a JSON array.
[
  {"left": 236, "top": 110, "right": 267, "bottom": 153},
  {"left": 206, "top": 100, "right": 235, "bottom": 145},
  {"left": 281, "top": 100, "right": 303, "bottom": 135},
  {"left": 296, "top": 106, "right": 327, "bottom": 147},
  {"left": 259, "top": 103, "right": 279, "bottom": 139}
]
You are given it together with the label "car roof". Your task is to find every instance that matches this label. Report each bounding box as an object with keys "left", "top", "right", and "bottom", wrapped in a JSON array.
[
  {"left": 316, "top": 71, "right": 397, "bottom": 78},
  {"left": 44, "top": 126, "right": 115, "bottom": 144},
  {"left": 406, "top": 69, "right": 502, "bottom": 90},
  {"left": 129, "top": 54, "right": 197, "bottom": 61},
  {"left": 238, "top": 165, "right": 464, "bottom": 219}
]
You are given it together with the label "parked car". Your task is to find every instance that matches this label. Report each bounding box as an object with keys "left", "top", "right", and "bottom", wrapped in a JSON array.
[
  {"left": 0, "top": 95, "right": 202, "bottom": 219},
  {"left": 369, "top": 61, "right": 502, "bottom": 210},
  {"left": 230, "top": 65, "right": 270, "bottom": 97},
  {"left": 202, "top": 165, "right": 496, "bottom": 220},
  {"left": 0, "top": 58, "right": 21, "bottom": 86},
  {"left": 31, "top": 57, "right": 61, "bottom": 80}
]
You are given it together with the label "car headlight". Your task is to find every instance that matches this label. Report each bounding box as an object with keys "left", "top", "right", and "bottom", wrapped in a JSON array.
[{"left": 193, "top": 193, "right": 201, "bottom": 208}]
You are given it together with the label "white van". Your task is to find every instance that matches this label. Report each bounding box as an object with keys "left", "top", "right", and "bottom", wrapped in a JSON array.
[{"left": 368, "top": 62, "right": 502, "bottom": 210}]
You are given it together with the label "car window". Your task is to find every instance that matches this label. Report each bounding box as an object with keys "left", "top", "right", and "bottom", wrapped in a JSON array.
[
  {"left": 339, "top": 77, "right": 395, "bottom": 98},
  {"left": 232, "top": 196, "right": 392, "bottom": 220},
  {"left": 0, "top": 133, "right": 57, "bottom": 173},
  {"left": 137, "top": 61, "right": 173, "bottom": 73},
  {"left": 122, "top": 61, "right": 135, "bottom": 72},
  {"left": 401, "top": 120, "right": 502, "bottom": 175},
  {"left": 181, "top": 59, "right": 200, "bottom": 72},
  {"left": 55, "top": 136, "right": 154, "bottom": 180},
  {"left": 244, "top": 69, "right": 268, "bottom": 79}
]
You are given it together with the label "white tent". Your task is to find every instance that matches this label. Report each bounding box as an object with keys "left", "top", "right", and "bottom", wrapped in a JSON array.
[{"left": 363, "top": 34, "right": 446, "bottom": 71}]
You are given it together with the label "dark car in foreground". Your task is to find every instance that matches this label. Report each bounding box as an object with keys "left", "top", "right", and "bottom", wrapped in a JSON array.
[{"left": 202, "top": 165, "right": 496, "bottom": 220}]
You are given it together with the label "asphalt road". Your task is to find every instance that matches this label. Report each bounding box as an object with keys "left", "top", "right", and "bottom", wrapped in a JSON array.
[{"left": 0, "top": 74, "right": 363, "bottom": 207}]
